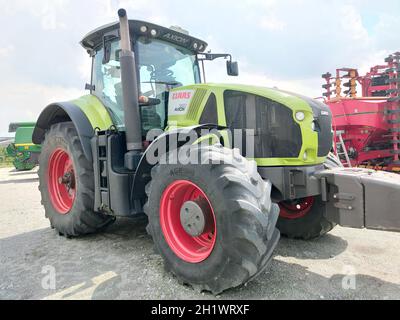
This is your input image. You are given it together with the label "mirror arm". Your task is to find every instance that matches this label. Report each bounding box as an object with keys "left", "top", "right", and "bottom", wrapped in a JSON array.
[{"left": 197, "top": 53, "right": 232, "bottom": 62}]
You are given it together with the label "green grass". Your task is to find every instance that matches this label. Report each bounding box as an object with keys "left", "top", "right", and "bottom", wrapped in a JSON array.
[{"left": 0, "top": 146, "right": 14, "bottom": 168}]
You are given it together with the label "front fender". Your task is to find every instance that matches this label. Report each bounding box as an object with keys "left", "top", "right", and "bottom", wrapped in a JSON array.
[
  {"left": 32, "top": 101, "right": 95, "bottom": 161},
  {"left": 32, "top": 95, "right": 113, "bottom": 161}
]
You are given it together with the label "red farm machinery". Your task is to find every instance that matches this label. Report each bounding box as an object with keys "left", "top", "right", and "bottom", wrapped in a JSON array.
[{"left": 322, "top": 52, "right": 400, "bottom": 172}]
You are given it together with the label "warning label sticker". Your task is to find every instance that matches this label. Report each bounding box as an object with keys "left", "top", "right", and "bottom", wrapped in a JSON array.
[{"left": 168, "top": 90, "right": 195, "bottom": 116}]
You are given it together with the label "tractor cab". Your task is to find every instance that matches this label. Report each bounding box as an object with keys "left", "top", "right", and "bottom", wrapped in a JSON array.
[{"left": 81, "top": 20, "right": 234, "bottom": 133}]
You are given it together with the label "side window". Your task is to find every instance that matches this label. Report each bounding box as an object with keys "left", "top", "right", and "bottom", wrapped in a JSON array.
[
  {"left": 223, "top": 91, "right": 248, "bottom": 155},
  {"left": 199, "top": 93, "right": 218, "bottom": 124},
  {"left": 224, "top": 91, "right": 247, "bottom": 129},
  {"left": 92, "top": 40, "right": 124, "bottom": 127}
]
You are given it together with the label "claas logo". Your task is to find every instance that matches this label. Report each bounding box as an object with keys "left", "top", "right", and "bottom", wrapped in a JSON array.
[{"left": 172, "top": 92, "right": 192, "bottom": 100}]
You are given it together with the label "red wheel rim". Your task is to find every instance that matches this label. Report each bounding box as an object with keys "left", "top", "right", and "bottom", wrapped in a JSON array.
[
  {"left": 47, "top": 148, "right": 76, "bottom": 214},
  {"left": 279, "top": 196, "right": 315, "bottom": 219},
  {"left": 160, "top": 180, "right": 217, "bottom": 263}
]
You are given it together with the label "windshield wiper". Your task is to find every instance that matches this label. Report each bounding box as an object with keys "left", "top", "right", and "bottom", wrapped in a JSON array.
[{"left": 142, "top": 81, "right": 181, "bottom": 86}]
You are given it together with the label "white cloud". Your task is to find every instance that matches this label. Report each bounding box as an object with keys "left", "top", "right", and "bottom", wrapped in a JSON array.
[
  {"left": 242, "top": 0, "right": 278, "bottom": 9},
  {"left": 0, "top": 82, "right": 83, "bottom": 136},
  {"left": 339, "top": 5, "right": 370, "bottom": 42},
  {"left": 373, "top": 13, "right": 400, "bottom": 51},
  {"left": 2, "top": 0, "right": 69, "bottom": 30},
  {"left": 205, "top": 57, "right": 321, "bottom": 98},
  {"left": 358, "top": 50, "right": 392, "bottom": 75},
  {"left": 259, "top": 16, "right": 286, "bottom": 31},
  {"left": 0, "top": 45, "right": 15, "bottom": 58},
  {"left": 201, "top": 35, "right": 320, "bottom": 97},
  {"left": 78, "top": 58, "right": 92, "bottom": 82}
]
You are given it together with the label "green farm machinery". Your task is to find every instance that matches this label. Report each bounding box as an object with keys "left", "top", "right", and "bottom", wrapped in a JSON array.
[
  {"left": 32, "top": 9, "right": 400, "bottom": 293},
  {"left": 6, "top": 122, "right": 41, "bottom": 171}
]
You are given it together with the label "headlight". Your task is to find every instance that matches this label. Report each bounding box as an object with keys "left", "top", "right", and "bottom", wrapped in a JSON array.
[
  {"left": 311, "top": 121, "right": 316, "bottom": 131},
  {"left": 295, "top": 111, "right": 305, "bottom": 121}
]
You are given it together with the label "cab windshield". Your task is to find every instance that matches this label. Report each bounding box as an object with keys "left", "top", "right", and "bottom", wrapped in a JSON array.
[
  {"left": 92, "top": 37, "right": 200, "bottom": 132},
  {"left": 137, "top": 37, "right": 201, "bottom": 131}
]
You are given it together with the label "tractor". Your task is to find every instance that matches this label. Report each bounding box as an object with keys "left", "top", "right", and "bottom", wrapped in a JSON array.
[
  {"left": 32, "top": 9, "right": 400, "bottom": 294},
  {"left": 6, "top": 122, "right": 41, "bottom": 171}
]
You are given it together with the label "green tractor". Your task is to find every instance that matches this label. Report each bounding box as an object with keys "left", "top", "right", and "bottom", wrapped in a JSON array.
[
  {"left": 32, "top": 9, "right": 400, "bottom": 293},
  {"left": 6, "top": 122, "right": 41, "bottom": 171}
]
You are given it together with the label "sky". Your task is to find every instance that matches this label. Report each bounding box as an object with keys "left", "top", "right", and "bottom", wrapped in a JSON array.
[{"left": 1, "top": 0, "right": 400, "bottom": 136}]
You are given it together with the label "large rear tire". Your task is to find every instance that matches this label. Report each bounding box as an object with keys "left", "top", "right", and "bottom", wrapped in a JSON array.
[
  {"left": 276, "top": 153, "right": 342, "bottom": 240},
  {"left": 144, "top": 145, "right": 280, "bottom": 294},
  {"left": 38, "top": 122, "right": 114, "bottom": 236}
]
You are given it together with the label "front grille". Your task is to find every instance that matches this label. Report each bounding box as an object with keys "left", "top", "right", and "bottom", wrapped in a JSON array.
[
  {"left": 224, "top": 90, "right": 302, "bottom": 158},
  {"left": 315, "top": 112, "right": 333, "bottom": 156}
]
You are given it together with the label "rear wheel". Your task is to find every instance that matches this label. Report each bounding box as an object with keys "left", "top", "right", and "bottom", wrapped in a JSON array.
[
  {"left": 38, "top": 122, "right": 114, "bottom": 236},
  {"left": 277, "top": 153, "right": 342, "bottom": 240},
  {"left": 144, "top": 145, "right": 280, "bottom": 294}
]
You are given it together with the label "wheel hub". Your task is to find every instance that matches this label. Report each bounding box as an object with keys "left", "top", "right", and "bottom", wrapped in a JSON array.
[
  {"left": 47, "top": 148, "right": 76, "bottom": 214},
  {"left": 159, "top": 180, "right": 217, "bottom": 263},
  {"left": 180, "top": 198, "right": 211, "bottom": 237},
  {"left": 59, "top": 170, "right": 75, "bottom": 191}
]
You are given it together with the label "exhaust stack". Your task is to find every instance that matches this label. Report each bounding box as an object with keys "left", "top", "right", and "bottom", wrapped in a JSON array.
[{"left": 118, "top": 8, "right": 142, "bottom": 170}]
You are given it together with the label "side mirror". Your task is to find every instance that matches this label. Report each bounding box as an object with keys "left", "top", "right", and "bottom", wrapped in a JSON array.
[{"left": 227, "top": 60, "right": 239, "bottom": 76}]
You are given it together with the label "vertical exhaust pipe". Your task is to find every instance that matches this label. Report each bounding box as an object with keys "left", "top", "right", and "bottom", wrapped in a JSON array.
[{"left": 118, "top": 8, "right": 142, "bottom": 170}]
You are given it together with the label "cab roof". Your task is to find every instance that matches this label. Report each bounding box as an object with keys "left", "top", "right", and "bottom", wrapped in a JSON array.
[{"left": 80, "top": 20, "right": 208, "bottom": 54}]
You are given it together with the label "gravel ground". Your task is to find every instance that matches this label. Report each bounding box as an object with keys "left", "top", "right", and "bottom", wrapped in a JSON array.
[{"left": 0, "top": 167, "right": 399, "bottom": 300}]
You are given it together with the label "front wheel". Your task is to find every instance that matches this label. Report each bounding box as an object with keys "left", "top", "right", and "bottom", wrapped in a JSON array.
[
  {"left": 144, "top": 145, "right": 280, "bottom": 294},
  {"left": 277, "top": 195, "right": 335, "bottom": 239},
  {"left": 38, "top": 122, "right": 114, "bottom": 236}
]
